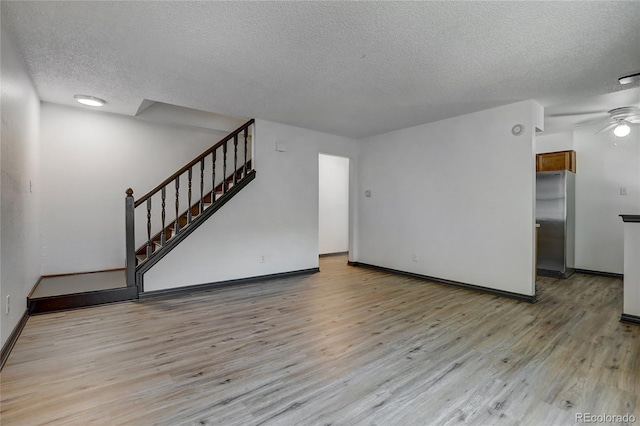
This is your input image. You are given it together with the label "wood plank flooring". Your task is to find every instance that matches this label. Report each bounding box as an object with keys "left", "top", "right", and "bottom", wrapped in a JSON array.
[{"left": 1, "top": 256, "right": 638, "bottom": 425}]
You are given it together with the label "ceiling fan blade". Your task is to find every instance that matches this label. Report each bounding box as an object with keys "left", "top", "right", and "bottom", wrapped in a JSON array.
[
  {"left": 595, "top": 122, "right": 618, "bottom": 134},
  {"left": 626, "top": 115, "right": 640, "bottom": 124},
  {"left": 574, "top": 118, "right": 613, "bottom": 128},
  {"left": 548, "top": 111, "right": 606, "bottom": 118}
]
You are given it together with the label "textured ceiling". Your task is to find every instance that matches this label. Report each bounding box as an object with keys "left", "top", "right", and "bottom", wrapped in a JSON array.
[{"left": 2, "top": 1, "right": 639, "bottom": 138}]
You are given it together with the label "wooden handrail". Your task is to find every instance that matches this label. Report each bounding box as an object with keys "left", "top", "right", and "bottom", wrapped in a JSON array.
[{"left": 135, "top": 119, "right": 254, "bottom": 207}]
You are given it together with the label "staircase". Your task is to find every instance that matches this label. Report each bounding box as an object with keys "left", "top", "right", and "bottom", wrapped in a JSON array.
[
  {"left": 133, "top": 159, "right": 252, "bottom": 266},
  {"left": 28, "top": 119, "right": 255, "bottom": 314},
  {"left": 126, "top": 119, "right": 256, "bottom": 293}
]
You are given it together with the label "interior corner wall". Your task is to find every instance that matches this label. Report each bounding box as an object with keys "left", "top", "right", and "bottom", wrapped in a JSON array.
[
  {"left": 143, "top": 120, "right": 357, "bottom": 292},
  {"left": 39, "top": 103, "right": 229, "bottom": 275},
  {"left": 1, "top": 26, "right": 41, "bottom": 348},
  {"left": 354, "top": 101, "right": 538, "bottom": 296},
  {"left": 573, "top": 128, "right": 640, "bottom": 274}
]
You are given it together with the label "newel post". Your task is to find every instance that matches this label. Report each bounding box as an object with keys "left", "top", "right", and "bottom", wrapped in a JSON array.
[{"left": 125, "top": 188, "right": 136, "bottom": 289}]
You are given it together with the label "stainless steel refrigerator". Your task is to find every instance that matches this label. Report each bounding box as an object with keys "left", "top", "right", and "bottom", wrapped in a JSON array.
[{"left": 536, "top": 170, "right": 575, "bottom": 278}]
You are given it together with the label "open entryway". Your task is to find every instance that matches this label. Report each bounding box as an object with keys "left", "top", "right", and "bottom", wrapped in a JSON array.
[{"left": 318, "top": 153, "right": 350, "bottom": 256}]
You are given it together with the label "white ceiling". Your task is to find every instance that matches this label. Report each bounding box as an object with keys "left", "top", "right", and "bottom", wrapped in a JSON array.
[{"left": 2, "top": 1, "right": 639, "bottom": 139}]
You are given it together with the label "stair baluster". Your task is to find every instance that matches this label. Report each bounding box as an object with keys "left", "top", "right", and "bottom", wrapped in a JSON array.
[
  {"left": 211, "top": 150, "right": 217, "bottom": 202},
  {"left": 244, "top": 127, "right": 248, "bottom": 178},
  {"left": 188, "top": 167, "right": 193, "bottom": 223},
  {"left": 223, "top": 141, "right": 228, "bottom": 194},
  {"left": 161, "top": 187, "right": 166, "bottom": 245},
  {"left": 174, "top": 177, "right": 180, "bottom": 234},
  {"left": 233, "top": 134, "right": 238, "bottom": 186},
  {"left": 146, "top": 198, "right": 152, "bottom": 259},
  {"left": 199, "top": 158, "right": 204, "bottom": 214}
]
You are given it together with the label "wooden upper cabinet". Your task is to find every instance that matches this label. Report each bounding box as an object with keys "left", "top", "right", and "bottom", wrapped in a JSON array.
[{"left": 536, "top": 150, "right": 576, "bottom": 173}]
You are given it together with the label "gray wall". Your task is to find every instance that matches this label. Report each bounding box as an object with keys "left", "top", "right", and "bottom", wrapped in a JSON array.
[
  {"left": 354, "top": 101, "right": 542, "bottom": 296},
  {"left": 39, "top": 103, "right": 229, "bottom": 275},
  {"left": 144, "top": 120, "right": 357, "bottom": 291},
  {"left": 1, "top": 26, "right": 42, "bottom": 348}
]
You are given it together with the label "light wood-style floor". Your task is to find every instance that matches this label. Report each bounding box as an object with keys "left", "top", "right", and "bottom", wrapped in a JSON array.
[{"left": 1, "top": 256, "right": 638, "bottom": 425}]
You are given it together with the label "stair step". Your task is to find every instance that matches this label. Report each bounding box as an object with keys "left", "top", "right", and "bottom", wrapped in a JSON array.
[
  {"left": 194, "top": 203, "right": 212, "bottom": 215},
  {"left": 28, "top": 286, "right": 138, "bottom": 315}
]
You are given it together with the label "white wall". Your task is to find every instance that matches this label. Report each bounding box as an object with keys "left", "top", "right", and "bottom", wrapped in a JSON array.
[
  {"left": 573, "top": 128, "right": 640, "bottom": 274},
  {"left": 535, "top": 131, "right": 573, "bottom": 154},
  {"left": 1, "top": 26, "right": 41, "bottom": 348},
  {"left": 39, "top": 103, "right": 230, "bottom": 275},
  {"left": 354, "top": 101, "right": 541, "bottom": 296},
  {"left": 144, "top": 120, "right": 356, "bottom": 291},
  {"left": 319, "top": 154, "right": 349, "bottom": 254}
]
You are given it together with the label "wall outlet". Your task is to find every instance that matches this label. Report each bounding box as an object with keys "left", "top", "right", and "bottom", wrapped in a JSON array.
[
  {"left": 620, "top": 187, "right": 628, "bottom": 196},
  {"left": 365, "top": 190, "right": 371, "bottom": 198},
  {"left": 412, "top": 253, "right": 419, "bottom": 262},
  {"left": 5, "top": 295, "right": 10, "bottom": 315},
  {"left": 260, "top": 255, "right": 266, "bottom": 263}
]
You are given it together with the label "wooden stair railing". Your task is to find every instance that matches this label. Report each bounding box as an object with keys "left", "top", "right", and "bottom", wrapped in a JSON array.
[
  {"left": 133, "top": 160, "right": 252, "bottom": 265},
  {"left": 125, "top": 119, "right": 256, "bottom": 292}
]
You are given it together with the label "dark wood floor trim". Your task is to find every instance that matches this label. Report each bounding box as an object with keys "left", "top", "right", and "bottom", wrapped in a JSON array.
[
  {"left": 139, "top": 267, "right": 320, "bottom": 301},
  {"left": 28, "top": 286, "right": 138, "bottom": 315},
  {"left": 319, "top": 251, "right": 348, "bottom": 258},
  {"left": 620, "top": 313, "right": 640, "bottom": 326},
  {"left": 349, "top": 261, "right": 538, "bottom": 303},
  {"left": 575, "top": 269, "right": 624, "bottom": 280},
  {"left": 0, "top": 309, "right": 29, "bottom": 371}
]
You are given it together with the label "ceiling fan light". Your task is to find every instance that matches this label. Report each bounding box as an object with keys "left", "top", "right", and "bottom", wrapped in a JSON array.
[
  {"left": 74, "top": 95, "right": 106, "bottom": 107},
  {"left": 613, "top": 123, "right": 631, "bottom": 137}
]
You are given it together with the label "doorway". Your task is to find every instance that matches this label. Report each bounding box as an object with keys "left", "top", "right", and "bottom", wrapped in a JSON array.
[{"left": 318, "top": 153, "right": 350, "bottom": 256}]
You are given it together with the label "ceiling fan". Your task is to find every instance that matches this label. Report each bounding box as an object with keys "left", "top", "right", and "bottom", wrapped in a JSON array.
[
  {"left": 593, "top": 107, "right": 640, "bottom": 136},
  {"left": 547, "top": 73, "right": 640, "bottom": 136},
  {"left": 566, "top": 106, "right": 640, "bottom": 137}
]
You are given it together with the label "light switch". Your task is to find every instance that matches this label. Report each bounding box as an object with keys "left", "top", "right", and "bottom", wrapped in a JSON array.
[
  {"left": 365, "top": 190, "right": 371, "bottom": 197},
  {"left": 620, "top": 187, "right": 628, "bottom": 196},
  {"left": 276, "top": 142, "right": 287, "bottom": 152}
]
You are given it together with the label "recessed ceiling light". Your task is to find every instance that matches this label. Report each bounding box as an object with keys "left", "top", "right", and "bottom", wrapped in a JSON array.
[
  {"left": 618, "top": 72, "right": 640, "bottom": 85},
  {"left": 74, "top": 95, "right": 106, "bottom": 107}
]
